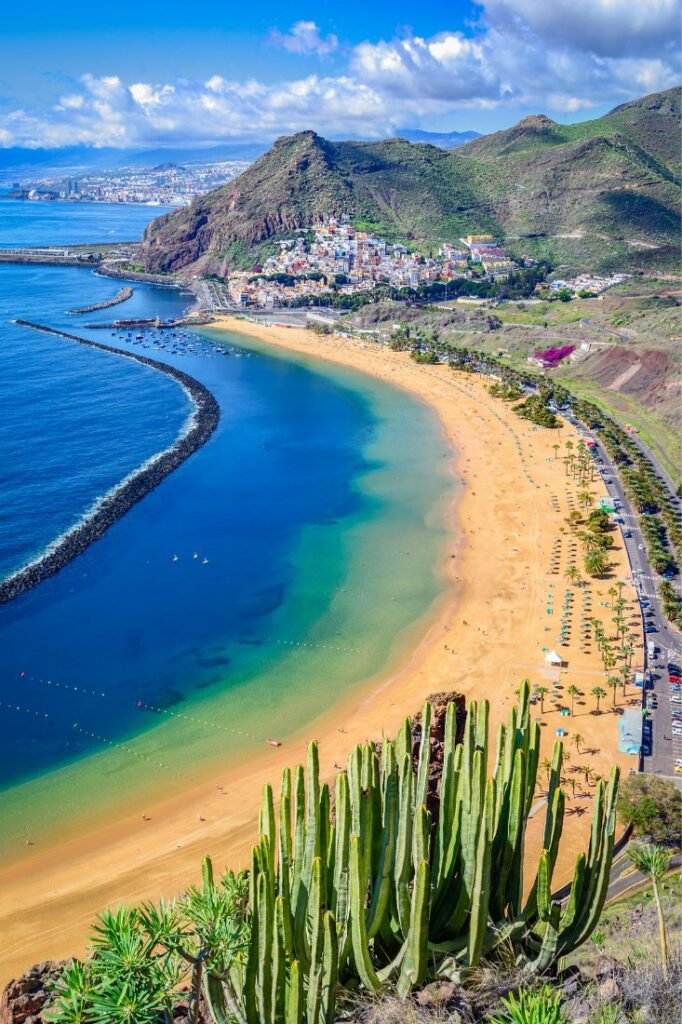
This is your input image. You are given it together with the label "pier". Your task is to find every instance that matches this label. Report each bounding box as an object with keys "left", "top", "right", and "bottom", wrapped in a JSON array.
[{"left": 2, "top": 321, "right": 220, "bottom": 605}]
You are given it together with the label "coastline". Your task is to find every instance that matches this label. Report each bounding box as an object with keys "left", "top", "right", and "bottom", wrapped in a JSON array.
[
  {"left": 0, "top": 318, "right": 640, "bottom": 982},
  {"left": 0, "top": 322, "right": 219, "bottom": 604}
]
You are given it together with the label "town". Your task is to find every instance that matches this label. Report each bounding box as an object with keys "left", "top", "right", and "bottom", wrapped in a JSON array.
[
  {"left": 7, "top": 159, "right": 250, "bottom": 207},
  {"left": 227, "top": 222, "right": 525, "bottom": 307},
  {"left": 224, "top": 220, "right": 627, "bottom": 309}
]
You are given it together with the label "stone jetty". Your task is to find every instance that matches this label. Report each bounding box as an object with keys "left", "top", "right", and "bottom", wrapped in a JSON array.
[
  {"left": 1, "top": 321, "right": 220, "bottom": 605},
  {"left": 66, "top": 286, "right": 133, "bottom": 315}
]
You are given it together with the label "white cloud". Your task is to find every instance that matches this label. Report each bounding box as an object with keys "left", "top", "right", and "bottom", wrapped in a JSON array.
[
  {"left": 269, "top": 21, "right": 339, "bottom": 57},
  {"left": 477, "top": 0, "right": 680, "bottom": 58},
  {"left": 0, "top": 3, "right": 679, "bottom": 149}
]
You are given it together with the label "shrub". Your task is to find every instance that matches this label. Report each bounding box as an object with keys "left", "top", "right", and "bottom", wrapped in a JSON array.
[
  {"left": 488, "top": 986, "right": 568, "bottom": 1024},
  {"left": 618, "top": 775, "right": 682, "bottom": 844}
]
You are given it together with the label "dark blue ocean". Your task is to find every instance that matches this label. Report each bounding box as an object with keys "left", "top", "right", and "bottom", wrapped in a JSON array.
[{"left": 0, "top": 201, "right": 451, "bottom": 852}]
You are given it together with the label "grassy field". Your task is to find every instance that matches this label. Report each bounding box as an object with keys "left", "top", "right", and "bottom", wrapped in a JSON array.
[{"left": 556, "top": 376, "right": 681, "bottom": 487}]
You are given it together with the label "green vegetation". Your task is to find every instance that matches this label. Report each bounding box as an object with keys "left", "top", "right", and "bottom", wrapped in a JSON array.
[
  {"left": 626, "top": 845, "right": 674, "bottom": 978},
  {"left": 488, "top": 987, "right": 568, "bottom": 1024},
  {"left": 618, "top": 774, "right": 682, "bottom": 845},
  {"left": 512, "top": 394, "right": 559, "bottom": 429},
  {"left": 48, "top": 687, "right": 620, "bottom": 1023}
]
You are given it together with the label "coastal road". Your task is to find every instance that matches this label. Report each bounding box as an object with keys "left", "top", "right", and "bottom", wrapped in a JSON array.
[{"left": 563, "top": 410, "right": 681, "bottom": 777}]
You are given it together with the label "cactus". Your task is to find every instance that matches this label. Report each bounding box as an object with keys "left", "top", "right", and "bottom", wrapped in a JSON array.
[{"left": 58, "top": 688, "right": 620, "bottom": 1024}]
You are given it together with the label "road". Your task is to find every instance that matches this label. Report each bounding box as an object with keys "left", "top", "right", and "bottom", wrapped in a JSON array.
[
  {"left": 606, "top": 850, "right": 681, "bottom": 902},
  {"left": 562, "top": 411, "right": 682, "bottom": 778}
]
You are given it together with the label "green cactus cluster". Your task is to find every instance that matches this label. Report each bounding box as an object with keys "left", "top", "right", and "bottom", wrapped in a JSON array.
[{"left": 198, "top": 681, "right": 619, "bottom": 1022}]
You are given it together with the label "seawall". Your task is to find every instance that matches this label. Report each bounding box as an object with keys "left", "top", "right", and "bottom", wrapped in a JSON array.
[{"left": 2, "top": 321, "right": 220, "bottom": 604}]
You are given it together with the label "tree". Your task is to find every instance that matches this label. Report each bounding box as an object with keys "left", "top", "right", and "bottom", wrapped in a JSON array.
[
  {"left": 619, "top": 665, "right": 630, "bottom": 698},
  {"left": 607, "top": 674, "right": 620, "bottom": 708},
  {"left": 564, "top": 566, "right": 581, "bottom": 586},
  {"left": 572, "top": 732, "right": 584, "bottom": 753},
  {"left": 627, "top": 844, "right": 673, "bottom": 978},
  {"left": 618, "top": 774, "right": 682, "bottom": 844},
  {"left": 584, "top": 548, "right": 608, "bottom": 577},
  {"left": 567, "top": 684, "right": 581, "bottom": 716},
  {"left": 534, "top": 685, "right": 549, "bottom": 714},
  {"left": 578, "top": 490, "right": 594, "bottom": 509},
  {"left": 591, "top": 686, "right": 607, "bottom": 713}
]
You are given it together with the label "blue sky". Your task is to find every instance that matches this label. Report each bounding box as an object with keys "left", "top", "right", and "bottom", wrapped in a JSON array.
[{"left": 0, "top": 0, "right": 679, "bottom": 149}]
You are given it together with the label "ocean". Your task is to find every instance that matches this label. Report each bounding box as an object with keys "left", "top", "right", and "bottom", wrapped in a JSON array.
[{"left": 0, "top": 200, "right": 452, "bottom": 855}]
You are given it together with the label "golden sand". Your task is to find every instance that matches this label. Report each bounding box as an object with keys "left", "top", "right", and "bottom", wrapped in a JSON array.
[{"left": 0, "top": 318, "right": 641, "bottom": 983}]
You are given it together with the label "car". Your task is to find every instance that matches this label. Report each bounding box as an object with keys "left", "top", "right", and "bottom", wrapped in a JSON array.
[
  {"left": 669, "top": 674, "right": 682, "bottom": 683},
  {"left": 675, "top": 765, "right": 682, "bottom": 774},
  {"left": 624, "top": 530, "right": 632, "bottom": 538},
  {"left": 638, "top": 544, "right": 645, "bottom": 550}
]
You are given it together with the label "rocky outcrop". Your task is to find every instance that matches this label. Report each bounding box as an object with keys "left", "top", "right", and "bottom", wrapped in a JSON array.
[
  {"left": 412, "top": 691, "right": 467, "bottom": 824},
  {"left": 0, "top": 961, "right": 65, "bottom": 1024}
]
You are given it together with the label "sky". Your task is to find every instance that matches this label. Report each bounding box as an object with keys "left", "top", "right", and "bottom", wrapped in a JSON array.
[{"left": 0, "top": 0, "right": 679, "bottom": 149}]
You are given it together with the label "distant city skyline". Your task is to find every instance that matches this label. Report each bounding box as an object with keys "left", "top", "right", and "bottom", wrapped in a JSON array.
[{"left": 0, "top": 0, "right": 679, "bottom": 150}]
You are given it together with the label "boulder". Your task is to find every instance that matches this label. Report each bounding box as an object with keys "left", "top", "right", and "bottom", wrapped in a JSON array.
[{"left": 0, "top": 961, "right": 67, "bottom": 1024}]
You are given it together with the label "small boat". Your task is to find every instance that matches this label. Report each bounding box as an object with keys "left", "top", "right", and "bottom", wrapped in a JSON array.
[
  {"left": 202, "top": 557, "right": 209, "bottom": 564},
  {"left": 266, "top": 738, "right": 282, "bottom": 748},
  {"left": 172, "top": 554, "right": 179, "bottom": 562}
]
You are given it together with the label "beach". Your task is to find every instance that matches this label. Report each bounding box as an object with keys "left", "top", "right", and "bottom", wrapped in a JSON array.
[{"left": 0, "top": 317, "right": 641, "bottom": 983}]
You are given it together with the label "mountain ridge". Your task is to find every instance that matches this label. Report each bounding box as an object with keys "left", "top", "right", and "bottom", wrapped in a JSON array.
[{"left": 140, "top": 88, "right": 681, "bottom": 276}]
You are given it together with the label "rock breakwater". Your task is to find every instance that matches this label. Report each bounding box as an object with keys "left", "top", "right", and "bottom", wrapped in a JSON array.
[
  {"left": 2, "top": 321, "right": 220, "bottom": 604},
  {"left": 66, "top": 286, "right": 133, "bottom": 315}
]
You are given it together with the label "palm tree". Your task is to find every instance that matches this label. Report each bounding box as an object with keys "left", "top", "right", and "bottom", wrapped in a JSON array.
[
  {"left": 534, "top": 685, "right": 549, "bottom": 714},
  {"left": 564, "top": 566, "right": 581, "bottom": 585},
  {"left": 591, "top": 686, "right": 607, "bottom": 713},
  {"left": 619, "top": 665, "right": 630, "bottom": 697},
  {"left": 567, "top": 684, "right": 581, "bottom": 716},
  {"left": 552, "top": 443, "right": 560, "bottom": 461},
  {"left": 572, "top": 732, "right": 584, "bottom": 754},
  {"left": 578, "top": 490, "right": 594, "bottom": 509},
  {"left": 607, "top": 674, "right": 620, "bottom": 708},
  {"left": 584, "top": 548, "right": 608, "bottom": 577},
  {"left": 540, "top": 757, "right": 553, "bottom": 783},
  {"left": 627, "top": 844, "right": 673, "bottom": 978}
]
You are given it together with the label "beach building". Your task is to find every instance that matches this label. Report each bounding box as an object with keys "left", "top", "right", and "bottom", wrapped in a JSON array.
[
  {"left": 545, "top": 650, "right": 564, "bottom": 666},
  {"left": 618, "top": 708, "right": 642, "bottom": 755},
  {"left": 599, "top": 496, "right": 616, "bottom": 513}
]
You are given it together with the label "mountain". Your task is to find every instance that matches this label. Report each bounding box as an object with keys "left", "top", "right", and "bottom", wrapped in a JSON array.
[
  {"left": 394, "top": 128, "right": 480, "bottom": 148},
  {"left": 140, "top": 88, "right": 681, "bottom": 276},
  {"left": 0, "top": 141, "right": 270, "bottom": 181}
]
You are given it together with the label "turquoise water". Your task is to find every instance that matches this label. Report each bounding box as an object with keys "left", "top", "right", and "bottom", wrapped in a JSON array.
[{"left": 0, "top": 206, "right": 453, "bottom": 856}]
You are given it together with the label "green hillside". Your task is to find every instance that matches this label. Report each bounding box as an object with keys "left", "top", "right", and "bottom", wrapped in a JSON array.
[{"left": 141, "top": 88, "right": 681, "bottom": 276}]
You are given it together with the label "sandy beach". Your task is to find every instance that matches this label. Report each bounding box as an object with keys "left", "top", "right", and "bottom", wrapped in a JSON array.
[{"left": 0, "top": 318, "right": 641, "bottom": 983}]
